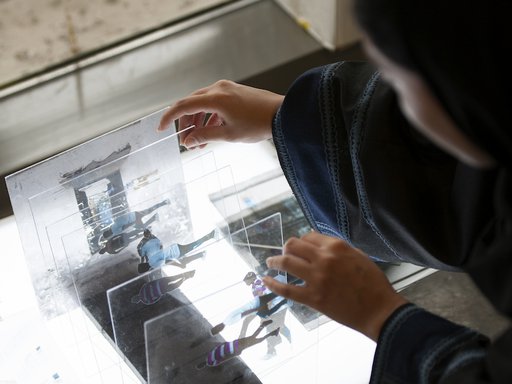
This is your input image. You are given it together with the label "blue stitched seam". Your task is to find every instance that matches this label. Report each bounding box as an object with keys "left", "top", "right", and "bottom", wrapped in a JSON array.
[
  {"left": 316, "top": 222, "right": 341, "bottom": 237},
  {"left": 419, "top": 328, "right": 479, "bottom": 384},
  {"left": 370, "top": 304, "right": 422, "bottom": 383},
  {"left": 319, "top": 62, "right": 351, "bottom": 242},
  {"left": 272, "top": 109, "right": 318, "bottom": 232},
  {"left": 440, "top": 348, "right": 487, "bottom": 383},
  {"left": 349, "top": 71, "right": 402, "bottom": 260}
]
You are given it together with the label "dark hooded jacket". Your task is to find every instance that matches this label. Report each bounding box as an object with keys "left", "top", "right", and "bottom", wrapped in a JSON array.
[{"left": 271, "top": 1, "right": 512, "bottom": 381}]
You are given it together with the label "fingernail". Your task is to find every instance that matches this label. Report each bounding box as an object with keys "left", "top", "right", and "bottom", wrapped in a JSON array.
[
  {"left": 266, "top": 257, "right": 274, "bottom": 267},
  {"left": 184, "top": 136, "right": 200, "bottom": 149},
  {"left": 157, "top": 123, "right": 165, "bottom": 131}
]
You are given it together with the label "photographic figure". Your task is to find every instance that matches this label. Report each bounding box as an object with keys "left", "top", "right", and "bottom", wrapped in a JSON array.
[
  {"left": 130, "top": 270, "right": 196, "bottom": 305},
  {"left": 196, "top": 320, "right": 279, "bottom": 369},
  {"left": 98, "top": 213, "right": 159, "bottom": 255},
  {"left": 102, "top": 199, "right": 170, "bottom": 239},
  {"left": 239, "top": 272, "right": 292, "bottom": 358},
  {"left": 98, "top": 199, "right": 169, "bottom": 254},
  {"left": 137, "top": 228, "right": 216, "bottom": 273},
  {"left": 210, "top": 290, "right": 288, "bottom": 336}
]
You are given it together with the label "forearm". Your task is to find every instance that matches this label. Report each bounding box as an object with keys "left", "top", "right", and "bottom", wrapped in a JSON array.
[{"left": 371, "top": 303, "right": 510, "bottom": 383}]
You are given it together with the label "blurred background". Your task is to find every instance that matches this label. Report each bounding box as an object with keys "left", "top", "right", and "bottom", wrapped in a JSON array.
[
  {"left": 1, "top": 0, "right": 233, "bottom": 87},
  {"left": 0, "top": 0, "right": 362, "bottom": 218}
]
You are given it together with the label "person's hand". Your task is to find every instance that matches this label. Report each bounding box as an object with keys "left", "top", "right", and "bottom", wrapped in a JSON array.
[
  {"left": 263, "top": 232, "right": 408, "bottom": 341},
  {"left": 157, "top": 80, "right": 284, "bottom": 149}
]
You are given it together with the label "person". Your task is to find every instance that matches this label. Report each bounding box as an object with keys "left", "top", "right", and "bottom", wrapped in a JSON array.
[
  {"left": 156, "top": 0, "right": 511, "bottom": 382},
  {"left": 130, "top": 270, "right": 196, "bottom": 305},
  {"left": 209, "top": 288, "right": 289, "bottom": 336},
  {"left": 196, "top": 319, "right": 279, "bottom": 369},
  {"left": 102, "top": 199, "right": 170, "bottom": 239},
  {"left": 241, "top": 271, "right": 292, "bottom": 358},
  {"left": 242, "top": 272, "right": 291, "bottom": 335},
  {"left": 98, "top": 213, "right": 158, "bottom": 255},
  {"left": 243, "top": 271, "right": 266, "bottom": 297},
  {"left": 137, "top": 228, "right": 216, "bottom": 273}
]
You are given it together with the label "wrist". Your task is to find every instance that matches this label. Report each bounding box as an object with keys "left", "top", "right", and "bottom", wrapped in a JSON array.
[
  {"left": 363, "top": 294, "right": 409, "bottom": 342},
  {"left": 263, "top": 94, "right": 284, "bottom": 140}
]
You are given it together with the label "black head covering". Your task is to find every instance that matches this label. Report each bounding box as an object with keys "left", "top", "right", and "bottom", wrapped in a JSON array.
[
  {"left": 353, "top": 0, "right": 512, "bottom": 316},
  {"left": 354, "top": 0, "right": 511, "bottom": 169}
]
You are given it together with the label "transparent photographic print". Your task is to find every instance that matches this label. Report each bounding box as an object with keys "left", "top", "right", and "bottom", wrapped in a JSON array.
[
  {"left": 107, "top": 268, "right": 196, "bottom": 379},
  {"left": 145, "top": 283, "right": 320, "bottom": 384},
  {"left": 229, "top": 212, "right": 285, "bottom": 278},
  {"left": 6, "top": 108, "right": 183, "bottom": 320},
  {"left": 145, "top": 297, "right": 263, "bottom": 384},
  {"left": 31, "top": 148, "right": 185, "bottom": 320},
  {"left": 144, "top": 213, "right": 321, "bottom": 384},
  {"left": 4, "top": 108, "right": 192, "bottom": 382},
  {"left": 17, "top": 224, "right": 135, "bottom": 383},
  {"left": 43, "top": 147, "right": 219, "bottom": 296},
  {"left": 61, "top": 165, "right": 241, "bottom": 380}
]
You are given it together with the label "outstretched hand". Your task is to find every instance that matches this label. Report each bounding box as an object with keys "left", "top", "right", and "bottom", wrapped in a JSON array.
[
  {"left": 158, "top": 80, "right": 284, "bottom": 149},
  {"left": 263, "top": 232, "right": 408, "bottom": 341}
]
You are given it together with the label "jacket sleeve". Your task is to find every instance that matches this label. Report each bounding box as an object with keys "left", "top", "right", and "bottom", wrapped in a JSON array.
[
  {"left": 371, "top": 304, "right": 512, "bottom": 383},
  {"left": 271, "top": 60, "right": 477, "bottom": 269},
  {"left": 271, "top": 61, "right": 512, "bottom": 383}
]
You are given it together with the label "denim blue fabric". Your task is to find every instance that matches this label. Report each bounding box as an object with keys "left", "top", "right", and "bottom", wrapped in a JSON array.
[
  {"left": 370, "top": 304, "right": 490, "bottom": 383},
  {"left": 272, "top": 61, "right": 464, "bottom": 268}
]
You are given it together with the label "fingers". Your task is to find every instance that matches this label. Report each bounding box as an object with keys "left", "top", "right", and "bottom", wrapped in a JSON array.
[
  {"left": 177, "top": 114, "right": 195, "bottom": 131},
  {"left": 282, "top": 237, "right": 321, "bottom": 264},
  {"left": 190, "top": 84, "right": 213, "bottom": 96},
  {"left": 192, "top": 112, "right": 206, "bottom": 128},
  {"left": 158, "top": 80, "right": 280, "bottom": 146},
  {"left": 266, "top": 251, "right": 311, "bottom": 280},
  {"left": 205, "top": 112, "right": 223, "bottom": 126},
  {"left": 282, "top": 233, "right": 351, "bottom": 264},
  {"left": 176, "top": 116, "right": 194, "bottom": 145},
  {"left": 183, "top": 124, "right": 231, "bottom": 149},
  {"left": 299, "top": 231, "right": 328, "bottom": 247},
  {"left": 158, "top": 94, "right": 219, "bottom": 132},
  {"left": 262, "top": 275, "right": 306, "bottom": 302},
  {"left": 158, "top": 107, "right": 179, "bottom": 132},
  {"left": 176, "top": 112, "right": 225, "bottom": 148}
]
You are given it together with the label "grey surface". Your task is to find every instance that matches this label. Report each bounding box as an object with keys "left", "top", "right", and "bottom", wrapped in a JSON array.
[{"left": 401, "top": 270, "right": 510, "bottom": 340}]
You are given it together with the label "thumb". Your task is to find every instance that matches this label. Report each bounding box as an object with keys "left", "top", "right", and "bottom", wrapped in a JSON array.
[
  {"left": 183, "top": 134, "right": 203, "bottom": 149},
  {"left": 183, "top": 124, "right": 229, "bottom": 148}
]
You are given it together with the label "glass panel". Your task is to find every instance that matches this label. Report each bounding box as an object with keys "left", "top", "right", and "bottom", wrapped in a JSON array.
[
  {"left": 145, "top": 284, "right": 320, "bottom": 384},
  {"left": 62, "top": 165, "right": 239, "bottom": 380},
  {"left": 24, "top": 114, "right": 186, "bottom": 319},
  {"left": 145, "top": 213, "right": 320, "bottom": 384},
  {"left": 230, "top": 212, "right": 284, "bottom": 276},
  {"left": 44, "top": 147, "right": 219, "bottom": 286},
  {"left": 5, "top": 110, "right": 191, "bottom": 382}
]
